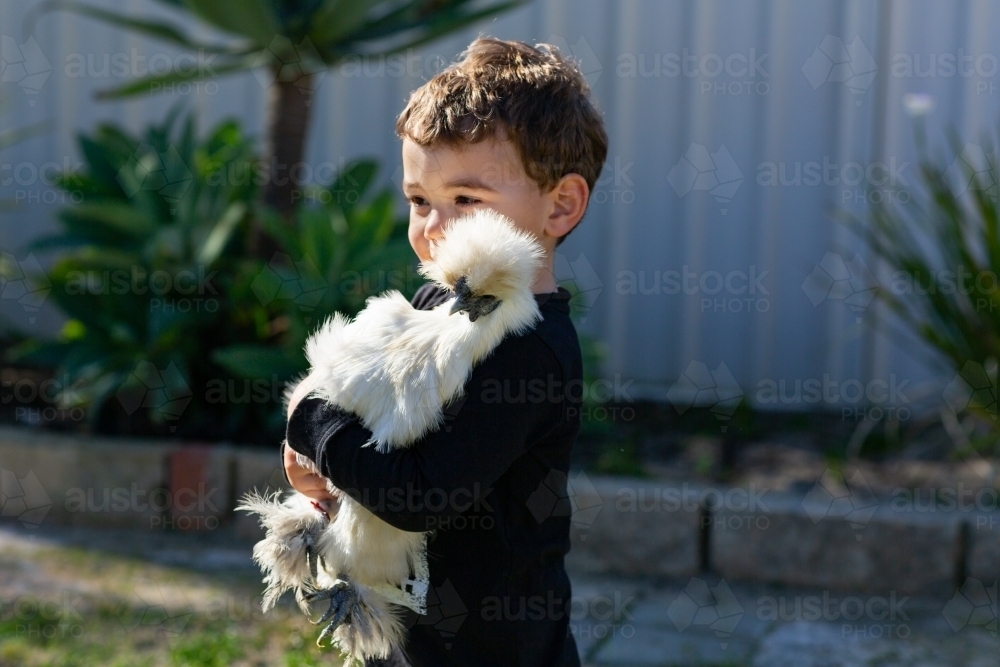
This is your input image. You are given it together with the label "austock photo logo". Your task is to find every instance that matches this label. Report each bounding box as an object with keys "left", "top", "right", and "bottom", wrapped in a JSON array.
[
  {"left": 616, "top": 265, "right": 770, "bottom": 314},
  {"left": 1, "top": 468, "right": 51, "bottom": 529},
  {"left": 480, "top": 588, "right": 636, "bottom": 642},
  {"left": 414, "top": 579, "right": 468, "bottom": 650},
  {"left": 890, "top": 48, "right": 1000, "bottom": 95},
  {"left": 61, "top": 48, "right": 221, "bottom": 96},
  {"left": 546, "top": 34, "right": 602, "bottom": 86},
  {"left": 802, "top": 252, "right": 878, "bottom": 321},
  {"left": 802, "top": 35, "right": 878, "bottom": 104},
  {"left": 802, "top": 469, "right": 878, "bottom": 540},
  {"left": 435, "top": 394, "right": 468, "bottom": 435},
  {"left": 251, "top": 252, "right": 328, "bottom": 322},
  {"left": 614, "top": 47, "right": 769, "bottom": 96},
  {"left": 943, "top": 578, "right": 997, "bottom": 637},
  {"left": 2, "top": 153, "right": 86, "bottom": 205},
  {"left": 116, "top": 578, "right": 194, "bottom": 637},
  {"left": 251, "top": 35, "right": 325, "bottom": 94},
  {"left": 526, "top": 469, "right": 603, "bottom": 539},
  {"left": 115, "top": 361, "right": 193, "bottom": 431},
  {"left": 62, "top": 478, "right": 223, "bottom": 532},
  {"left": 2, "top": 368, "right": 88, "bottom": 426},
  {"left": 554, "top": 251, "right": 602, "bottom": 323},
  {"left": 0, "top": 590, "right": 85, "bottom": 640},
  {"left": 667, "top": 360, "right": 744, "bottom": 432},
  {"left": 614, "top": 480, "right": 771, "bottom": 533},
  {"left": 415, "top": 376, "right": 467, "bottom": 434},
  {"left": 805, "top": 250, "right": 1000, "bottom": 321},
  {"left": 591, "top": 156, "right": 635, "bottom": 206},
  {"left": 755, "top": 590, "right": 912, "bottom": 640},
  {"left": 0, "top": 252, "right": 51, "bottom": 324},
  {"left": 667, "top": 578, "right": 744, "bottom": 649},
  {"left": 945, "top": 143, "right": 998, "bottom": 201},
  {"left": 336, "top": 48, "right": 449, "bottom": 80},
  {"left": 667, "top": 143, "right": 743, "bottom": 215},
  {"left": 755, "top": 373, "right": 912, "bottom": 422},
  {"left": 117, "top": 144, "right": 193, "bottom": 212},
  {"left": 943, "top": 359, "right": 998, "bottom": 421},
  {"left": 61, "top": 264, "right": 221, "bottom": 314},
  {"left": 1, "top": 35, "right": 52, "bottom": 105},
  {"left": 755, "top": 154, "right": 912, "bottom": 205}
]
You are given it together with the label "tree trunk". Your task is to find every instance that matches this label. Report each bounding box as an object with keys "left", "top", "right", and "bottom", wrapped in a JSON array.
[{"left": 252, "top": 70, "right": 315, "bottom": 258}]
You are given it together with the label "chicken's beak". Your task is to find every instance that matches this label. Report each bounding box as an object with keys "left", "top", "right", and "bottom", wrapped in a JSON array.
[
  {"left": 449, "top": 293, "right": 472, "bottom": 316},
  {"left": 449, "top": 275, "right": 501, "bottom": 321},
  {"left": 450, "top": 275, "right": 472, "bottom": 317},
  {"left": 449, "top": 293, "right": 501, "bottom": 322}
]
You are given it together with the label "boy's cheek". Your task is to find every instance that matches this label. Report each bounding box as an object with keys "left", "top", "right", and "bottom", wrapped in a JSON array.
[{"left": 407, "top": 226, "right": 431, "bottom": 262}]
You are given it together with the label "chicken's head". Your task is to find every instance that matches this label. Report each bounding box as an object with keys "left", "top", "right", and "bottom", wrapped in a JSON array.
[{"left": 418, "top": 208, "right": 545, "bottom": 322}]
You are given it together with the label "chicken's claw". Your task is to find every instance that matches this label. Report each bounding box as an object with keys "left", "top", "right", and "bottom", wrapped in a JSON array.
[{"left": 304, "top": 577, "right": 358, "bottom": 647}]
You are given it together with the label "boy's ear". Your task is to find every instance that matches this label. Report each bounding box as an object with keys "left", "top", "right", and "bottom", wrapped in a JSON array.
[{"left": 544, "top": 173, "right": 590, "bottom": 240}]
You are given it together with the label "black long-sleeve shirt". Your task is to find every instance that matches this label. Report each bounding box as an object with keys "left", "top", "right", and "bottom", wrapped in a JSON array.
[{"left": 284, "top": 282, "right": 584, "bottom": 667}]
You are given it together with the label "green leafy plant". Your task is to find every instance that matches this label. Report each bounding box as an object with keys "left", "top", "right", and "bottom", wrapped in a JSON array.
[
  {"left": 28, "top": 0, "right": 526, "bottom": 232},
  {"left": 7, "top": 108, "right": 414, "bottom": 444},
  {"left": 845, "top": 122, "right": 1000, "bottom": 454}
]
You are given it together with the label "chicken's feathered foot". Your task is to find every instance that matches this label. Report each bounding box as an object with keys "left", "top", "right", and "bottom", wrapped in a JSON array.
[
  {"left": 303, "top": 577, "right": 359, "bottom": 647},
  {"left": 235, "top": 490, "right": 333, "bottom": 614},
  {"left": 323, "top": 582, "right": 408, "bottom": 662}
]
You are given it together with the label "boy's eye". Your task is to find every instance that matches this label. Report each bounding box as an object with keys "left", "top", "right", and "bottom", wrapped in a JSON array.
[{"left": 407, "top": 195, "right": 479, "bottom": 207}]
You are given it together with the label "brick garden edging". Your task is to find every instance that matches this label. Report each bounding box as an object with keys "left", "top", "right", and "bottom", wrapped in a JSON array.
[
  {"left": 1, "top": 426, "right": 997, "bottom": 594},
  {"left": 0, "top": 426, "right": 288, "bottom": 538},
  {"left": 562, "top": 473, "right": 998, "bottom": 596}
]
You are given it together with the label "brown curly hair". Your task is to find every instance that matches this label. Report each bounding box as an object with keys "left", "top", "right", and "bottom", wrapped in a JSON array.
[{"left": 395, "top": 37, "right": 609, "bottom": 245}]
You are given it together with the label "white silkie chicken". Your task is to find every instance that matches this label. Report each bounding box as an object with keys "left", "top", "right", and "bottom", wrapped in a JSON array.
[{"left": 238, "top": 208, "right": 545, "bottom": 663}]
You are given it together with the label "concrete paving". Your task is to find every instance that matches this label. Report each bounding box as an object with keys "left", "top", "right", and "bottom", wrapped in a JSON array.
[
  {"left": 571, "top": 572, "right": 998, "bottom": 666},
  {"left": 1, "top": 522, "right": 996, "bottom": 666}
]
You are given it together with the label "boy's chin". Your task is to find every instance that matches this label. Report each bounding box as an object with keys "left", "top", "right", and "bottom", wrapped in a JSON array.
[{"left": 410, "top": 245, "right": 432, "bottom": 264}]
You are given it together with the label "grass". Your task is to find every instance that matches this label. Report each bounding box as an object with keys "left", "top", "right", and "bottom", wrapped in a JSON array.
[{"left": 0, "top": 535, "right": 341, "bottom": 667}]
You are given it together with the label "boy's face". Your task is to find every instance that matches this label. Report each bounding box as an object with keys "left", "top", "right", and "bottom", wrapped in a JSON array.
[{"left": 401, "top": 136, "right": 556, "bottom": 266}]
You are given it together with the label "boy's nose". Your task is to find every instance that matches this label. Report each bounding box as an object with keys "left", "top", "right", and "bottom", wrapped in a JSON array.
[{"left": 423, "top": 209, "right": 449, "bottom": 240}]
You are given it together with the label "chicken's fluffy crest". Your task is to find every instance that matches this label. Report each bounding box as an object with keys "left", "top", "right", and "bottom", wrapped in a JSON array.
[{"left": 418, "top": 208, "right": 546, "bottom": 303}]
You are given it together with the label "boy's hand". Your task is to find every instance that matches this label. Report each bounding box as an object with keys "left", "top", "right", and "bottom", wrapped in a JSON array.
[
  {"left": 284, "top": 373, "right": 337, "bottom": 506},
  {"left": 283, "top": 442, "right": 338, "bottom": 505}
]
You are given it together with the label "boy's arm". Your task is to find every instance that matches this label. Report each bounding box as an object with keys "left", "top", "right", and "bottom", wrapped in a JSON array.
[{"left": 284, "top": 332, "right": 566, "bottom": 533}]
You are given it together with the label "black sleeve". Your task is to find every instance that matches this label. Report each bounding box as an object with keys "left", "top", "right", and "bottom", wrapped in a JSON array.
[
  {"left": 285, "top": 332, "right": 565, "bottom": 533},
  {"left": 409, "top": 282, "right": 449, "bottom": 310}
]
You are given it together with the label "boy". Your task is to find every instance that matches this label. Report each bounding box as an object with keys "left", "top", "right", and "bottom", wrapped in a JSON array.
[{"left": 282, "top": 37, "right": 608, "bottom": 666}]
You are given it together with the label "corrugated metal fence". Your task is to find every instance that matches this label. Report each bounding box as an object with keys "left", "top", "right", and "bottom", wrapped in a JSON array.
[{"left": 3, "top": 0, "right": 999, "bottom": 414}]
